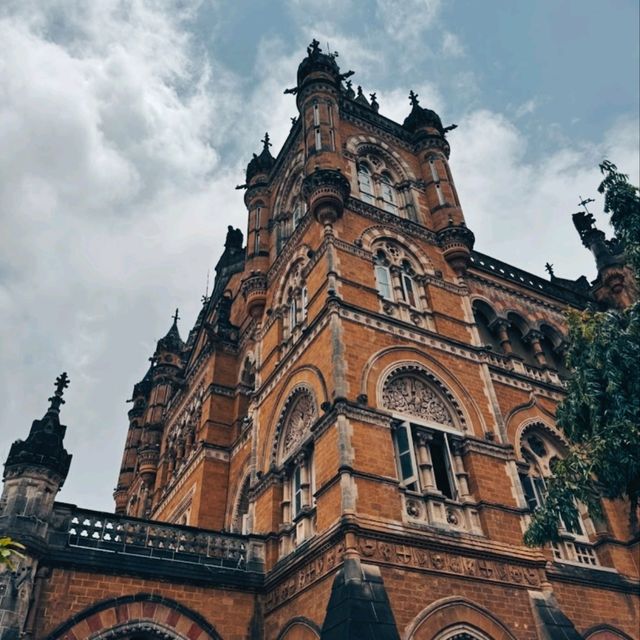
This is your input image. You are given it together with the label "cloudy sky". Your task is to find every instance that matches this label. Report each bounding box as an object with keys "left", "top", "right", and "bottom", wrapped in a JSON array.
[{"left": 1, "top": 0, "right": 638, "bottom": 512}]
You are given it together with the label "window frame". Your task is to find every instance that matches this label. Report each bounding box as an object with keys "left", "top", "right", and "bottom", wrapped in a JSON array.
[{"left": 391, "top": 413, "right": 461, "bottom": 501}]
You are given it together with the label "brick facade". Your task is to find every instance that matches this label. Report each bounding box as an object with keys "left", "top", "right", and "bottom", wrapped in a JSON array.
[{"left": 1, "top": 40, "right": 638, "bottom": 640}]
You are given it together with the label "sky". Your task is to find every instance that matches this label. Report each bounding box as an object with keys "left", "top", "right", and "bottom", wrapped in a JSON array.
[{"left": 0, "top": 0, "right": 638, "bottom": 512}]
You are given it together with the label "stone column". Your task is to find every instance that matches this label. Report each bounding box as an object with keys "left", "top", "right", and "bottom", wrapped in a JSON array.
[{"left": 415, "top": 431, "right": 437, "bottom": 494}]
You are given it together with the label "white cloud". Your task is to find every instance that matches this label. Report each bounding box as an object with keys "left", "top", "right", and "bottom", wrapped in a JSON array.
[
  {"left": 450, "top": 111, "right": 640, "bottom": 280},
  {"left": 375, "top": 0, "right": 441, "bottom": 41},
  {"left": 441, "top": 31, "right": 464, "bottom": 58},
  {"left": 0, "top": 1, "right": 246, "bottom": 509}
]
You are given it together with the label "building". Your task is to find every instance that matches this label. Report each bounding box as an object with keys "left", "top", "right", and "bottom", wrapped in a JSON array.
[{"left": 1, "top": 40, "right": 638, "bottom": 640}]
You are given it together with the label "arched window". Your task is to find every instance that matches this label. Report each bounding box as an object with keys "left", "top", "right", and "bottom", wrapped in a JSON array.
[
  {"left": 518, "top": 426, "right": 598, "bottom": 565},
  {"left": 382, "top": 370, "right": 470, "bottom": 507},
  {"left": 371, "top": 241, "right": 424, "bottom": 313},
  {"left": 374, "top": 249, "right": 393, "bottom": 299},
  {"left": 400, "top": 259, "right": 417, "bottom": 307},
  {"left": 380, "top": 172, "right": 398, "bottom": 214},
  {"left": 276, "top": 388, "right": 318, "bottom": 553},
  {"left": 357, "top": 163, "right": 376, "bottom": 204}
]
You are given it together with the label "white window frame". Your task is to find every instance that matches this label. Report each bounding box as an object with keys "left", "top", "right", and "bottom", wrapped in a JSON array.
[
  {"left": 357, "top": 164, "right": 376, "bottom": 204},
  {"left": 375, "top": 264, "right": 393, "bottom": 300},
  {"left": 392, "top": 414, "right": 461, "bottom": 501}
]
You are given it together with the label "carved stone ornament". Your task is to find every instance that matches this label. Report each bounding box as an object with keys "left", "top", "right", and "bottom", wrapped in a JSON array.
[
  {"left": 382, "top": 375, "right": 454, "bottom": 427},
  {"left": 282, "top": 393, "right": 317, "bottom": 455}
]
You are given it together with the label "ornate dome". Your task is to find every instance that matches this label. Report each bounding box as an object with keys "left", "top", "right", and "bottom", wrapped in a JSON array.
[
  {"left": 402, "top": 90, "right": 445, "bottom": 135},
  {"left": 296, "top": 39, "right": 341, "bottom": 87},
  {"left": 245, "top": 133, "right": 275, "bottom": 183}
]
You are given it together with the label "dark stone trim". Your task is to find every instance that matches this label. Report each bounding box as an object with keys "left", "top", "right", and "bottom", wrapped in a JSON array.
[
  {"left": 43, "top": 593, "right": 223, "bottom": 640},
  {"left": 582, "top": 623, "right": 635, "bottom": 640}
]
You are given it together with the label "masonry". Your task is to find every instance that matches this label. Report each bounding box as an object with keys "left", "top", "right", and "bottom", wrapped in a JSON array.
[{"left": 0, "top": 40, "right": 638, "bottom": 640}]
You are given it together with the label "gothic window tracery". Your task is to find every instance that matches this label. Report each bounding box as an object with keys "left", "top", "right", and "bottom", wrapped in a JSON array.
[
  {"left": 164, "top": 382, "right": 205, "bottom": 478},
  {"left": 355, "top": 151, "right": 414, "bottom": 219},
  {"left": 518, "top": 425, "right": 598, "bottom": 566},
  {"left": 280, "top": 260, "right": 309, "bottom": 341},
  {"left": 372, "top": 241, "right": 423, "bottom": 312}
]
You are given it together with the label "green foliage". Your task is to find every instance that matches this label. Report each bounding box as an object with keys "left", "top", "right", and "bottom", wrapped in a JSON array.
[
  {"left": 0, "top": 536, "right": 25, "bottom": 570},
  {"left": 524, "top": 161, "right": 640, "bottom": 547}
]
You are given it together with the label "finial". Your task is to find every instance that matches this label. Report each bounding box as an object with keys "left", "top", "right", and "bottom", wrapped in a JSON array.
[
  {"left": 47, "top": 372, "right": 70, "bottom": 415},
  {"left": 370, "top": 93, "right": 379, "bottom": 112},
  {"left": 172, "top": 308, "right": 180, "bottom": 324},
  {"left": 261, "top": 132, "right": 271, "bottom": 151},
  {"left": 578, "top": 196, "right": 595, "bottom": 214},
  {"left": 290, "top": 116, "right": 298, "bottom": 125},
  {"left": 307, "top": 39, "right": 321, "bottom": 55},
  {"left": 357, "top": 85, "right": 364, "bottom": 98},
  {"left": 409, "top": 90, "right": 420, "bottom": 107},
  {"left": 346, "top": 79, "right": 353, "bottom": 90},
  {"left": 545, "top": 262, "right": 555, "bottom": 278}
]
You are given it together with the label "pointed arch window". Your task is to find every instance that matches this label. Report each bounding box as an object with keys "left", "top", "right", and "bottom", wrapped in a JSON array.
[
  {"left": 292, "top": 200, "right": 306, "bottom": 227},
  {"left": 519, "top": 428, "right": 598, "bottom": 565},
  {"left": 380, "top": 172, "right": 398, "bottom": 214},
  {"left": 399, "top": 259, "right": 417, "bottom": 307},
  {"left": 374, "top": 249, "right": 393, "bottom": 299},
  {"left": 357, "top": 163, "right": 376, "bottom": 204}
]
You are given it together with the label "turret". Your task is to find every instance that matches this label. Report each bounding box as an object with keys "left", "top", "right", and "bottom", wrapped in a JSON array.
[
  {"left": 143, "top": 312, "right": 184, "bottom": 481},
  {"left": 294, "top": 40, "right": 351, "bottom": 225},
  {"left": 114, "top": 365, "right": 152, "bottom": 514},
  {"left": 0, "top": 374, "right": 73, "bottom": 640},
  {"left": 1, "top": 373, "right": 72, "bottom": 539},
  {"left": 572, "top": 209, "right": 636, "bottom": 309},
  {"left": 402, "top": 91, "right": 473, "bottom": 274}
]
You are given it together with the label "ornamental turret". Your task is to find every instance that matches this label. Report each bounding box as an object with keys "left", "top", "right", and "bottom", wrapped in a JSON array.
[
  {"left": 0, "top": 374, "right": 73, "bottom": 640},
  {"left": 244, "top": 135, "right": 272, "bottom": 293},
  {"left": 293, "top": 40, "right": 351, "bottom": 224},
  {"left": 402, "top": 91, "right": 473, "bottom": 273},
  {"left": 1, "top": 372, "right": 72, "bottom": 535}
]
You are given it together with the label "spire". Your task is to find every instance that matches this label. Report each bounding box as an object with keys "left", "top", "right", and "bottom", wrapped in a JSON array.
[
  {"left": 293, "top": 39, "right": 353, "bottom": 91},
  {"left": 156, "top": 309, "right": 184, "bottom": 354},
  {"left": 4, "top": 373, "right": 73, "bottom": 483}
]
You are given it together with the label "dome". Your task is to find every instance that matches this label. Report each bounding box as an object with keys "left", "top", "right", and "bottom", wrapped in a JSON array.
[
  {"left": 246, "top": 133, "right": 275, "bottom": 183},
  {"left": 296, "top": 39, "right": 341, "bottom": 87},
  {"left": 402, "top": 90, "right": 445, "bottom": 135}
]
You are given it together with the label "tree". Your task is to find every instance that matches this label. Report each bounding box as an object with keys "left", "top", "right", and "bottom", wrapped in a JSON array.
[
  {"left": 0, "top": 537, "right": 25, "bottom": 570},
  {"left": 524, "top": 161, "right": 640, "bottom": 546}
]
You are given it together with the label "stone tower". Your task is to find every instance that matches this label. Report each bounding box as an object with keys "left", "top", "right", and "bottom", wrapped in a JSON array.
[{"left": 0, "top": 374, "right": 72, "bottom": 640}]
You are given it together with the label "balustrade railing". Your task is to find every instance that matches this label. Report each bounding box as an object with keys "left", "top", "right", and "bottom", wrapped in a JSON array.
[{"left": 57, "top": 507, "right": 259, "bottom": 571}]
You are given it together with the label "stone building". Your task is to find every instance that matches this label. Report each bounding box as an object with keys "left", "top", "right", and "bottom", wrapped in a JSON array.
[{"left": 1, "top": 40, "right": 638, "bottom": 640}]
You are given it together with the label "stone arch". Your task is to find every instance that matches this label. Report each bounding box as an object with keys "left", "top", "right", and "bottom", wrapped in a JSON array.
[
  {"left": 260, "top": 365, "right": 329, "bottom": 470},
  {"left": 274, "top": 244, "right": 312, "bottom": 307},
  {"left": 345, "top": 135, "right": 417, "bottom": 182},
  {"left": 404, "top": 597, "right": 517, "bottom": 640},
  {"left": 360, "top": 226, "right": 435, "bottom": 274},
  {"left": 273, "top": 155, "right": 305, "bottom": 214},
  {"left": 269, "top": 384, "right": 318, "bottom": 466},
  {"left": 361, "top": 347, "right": 488, "bottom": 436},
  {"left": 380, "top": 363, "right": 465, "bottom": 430},
  {"left": 584, "top": 625, "right": 635, "bottom": 640},
  {"left": 503, "top": 395, "right": 557, "bottom": 446},
  {"left": 515, "top": 418, "right": 569, "bottom": 461},
  {"left": 44, "top": 594, "right": 221, "bottom": 640},
  {"left": 229, "top": 470, "right": 251, "bottom": 533},
  {"left": 276, "top": 616, "right": 321, "bottom": 639}
]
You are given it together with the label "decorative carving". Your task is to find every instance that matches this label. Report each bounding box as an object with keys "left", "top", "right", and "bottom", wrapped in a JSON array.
[
  {"left": 382, "top": 375, "right": 454, "bottom": 426},
  {"left": 282, "top": 393, "right": 317, "bottom": 455}
]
